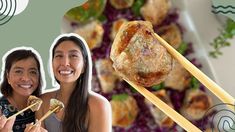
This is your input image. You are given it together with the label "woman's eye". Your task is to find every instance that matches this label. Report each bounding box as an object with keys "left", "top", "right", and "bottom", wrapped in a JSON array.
[
  {"left": 15, "top": 70, "right": 23, "bottom": 74},
  {"left": 30, "top": 70, "right": 38, "bottom": 75},
  {"left": 71, "top": 54, "right": 78, "bottom": 58},
  {"left": 54, "top": 54, "right": 63, "bottom": 58}
]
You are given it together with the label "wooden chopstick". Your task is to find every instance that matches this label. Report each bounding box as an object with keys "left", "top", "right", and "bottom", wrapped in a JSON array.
[
  {"left": 125, "top": 79, "right": 202, "bottom": 132},
  {"left": 7, "top": 101, "right": 40, "bottom": 120},
  {"left": 38, "top": 106, "right": 60, "bottom": 122},
  {"left": 154, "top": 33, "right": 235, "bottom": 105}
]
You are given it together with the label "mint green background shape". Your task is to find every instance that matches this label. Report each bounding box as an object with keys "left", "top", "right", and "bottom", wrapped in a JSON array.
[
  {"left": 212, "top": 0, "right": 235, "bottom": 21},
  {"left": 0, "top": 0, "right": 87, "bottom": 89}
]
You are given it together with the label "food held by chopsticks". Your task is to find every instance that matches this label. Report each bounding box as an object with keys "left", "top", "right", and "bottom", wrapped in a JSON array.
[
  {"left": 110, "top": 94, "right": 139, "bottom": 127},
  {"left": 27, "top": 95, "right": 43, "bottom": 112},
  {"left": 38, "top": 99, "right": 64, "bottom": 122},
  {"left": 49, "top": 99, "right": 64, "bottom": 113},
  {"left": 110, "top": 21, "right": 173, "bottom": 87},
  {"left": 7, "top": 96, "right": 42, "bottom": 120},
  {"left": 110, "top": 20, "right": 202, "bottom": 132}
]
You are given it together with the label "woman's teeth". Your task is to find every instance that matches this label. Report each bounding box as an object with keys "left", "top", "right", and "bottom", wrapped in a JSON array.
[
  {"left": 19, "top": 84, "right": 31, "bottom": 89},
  {"left": 59, "top": 70, "right": 72, "bottom": 75}
]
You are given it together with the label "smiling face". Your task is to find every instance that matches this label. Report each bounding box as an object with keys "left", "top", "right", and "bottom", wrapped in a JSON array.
[
  {"left": 52, "top": 40, "right": 84, "bottom": 84},
  {"left": 7, "top": 57, "right": 39, "bottom": 97}
]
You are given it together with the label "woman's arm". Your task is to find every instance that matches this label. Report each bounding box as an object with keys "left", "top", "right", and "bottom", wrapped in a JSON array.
[{"left": 88, "top": 93, "right": 112, "bottom": 132}]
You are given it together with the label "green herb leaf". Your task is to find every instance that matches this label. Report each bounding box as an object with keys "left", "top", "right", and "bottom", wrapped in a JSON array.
[
  {"left": 65, "top": 0, "right": 107, "bottom": 23},
  {"left": 177, "top": 42, "right": 188, "bottom": 55},
  {"left": 190, "top": 77, "right": 199, "bottom": 89},
  {"left": 210, "top": 18, "right": 235, "bottom": 58},
  {"left": 97, "top": 14, "right": 107, "bottom": 22},
  {"left": 152, "top": 83, "right": 164, "bottom": 91},
  {"left": 131, "top": 0, "right": 145, "bottom": 16},
  {"left": 112, "top": 94, "right": 129, "bottom": 101}
]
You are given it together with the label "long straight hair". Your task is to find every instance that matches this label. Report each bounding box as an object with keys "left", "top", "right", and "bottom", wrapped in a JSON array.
[{"left": 51, "top": 33, "right": 92, "bottom": 132}]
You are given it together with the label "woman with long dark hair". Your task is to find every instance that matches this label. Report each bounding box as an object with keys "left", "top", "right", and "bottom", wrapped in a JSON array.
[
  {"left": 28, "top": 33, "right": 111, "bottom": 132},
  {"left": 0, "top": 47, "right": 46, "bottom": 132}
]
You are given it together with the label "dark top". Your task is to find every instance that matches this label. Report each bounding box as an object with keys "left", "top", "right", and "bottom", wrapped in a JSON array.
[{"left": 0, "top": 96, "right": 35, "bottom": 132}]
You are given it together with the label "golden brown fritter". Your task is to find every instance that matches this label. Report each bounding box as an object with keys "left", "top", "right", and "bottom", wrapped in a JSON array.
[
  {"left": 180, "top": 89, "right": 212, "bottom": 120},
  {"left": 49, "top": 99, "right": 64, "bottom": 113},
  {"left": 157, "top": 24, "right": 182, "bottom": 49},
  {"left": 27, "top": 95, "right": 43, "bottom": 112},
  {"left": 145, "top": 90, "right": 175, "bottom": 128},
  {"left": 110, "top": 18, "right": 128, "bottom": 41},
  {"left": 164, "top": 59, "right": 191, "bottom": 91},
  {"left": 110, "top": 21, "right": 173, "bottom": 87},
  {"left": 74, "top": 21, "right": 104, "bottom": 50},
  {"left": 111, "top": 95, "right": 139, "bottom": 127},
  {"left": 95, "top": 58, "right": 120, "bottom": 93},
  {"left": 140, "top": 0, "right": 170, "bottom": 26}
]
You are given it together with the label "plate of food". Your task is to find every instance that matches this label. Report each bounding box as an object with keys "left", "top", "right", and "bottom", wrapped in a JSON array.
[{"left": 61, "top": 0, "right": 231, "bottom": 131}]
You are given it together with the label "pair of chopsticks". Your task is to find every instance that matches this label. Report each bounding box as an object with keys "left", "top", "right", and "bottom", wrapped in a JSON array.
[
  {"left": 7, "top": 101, "right": 41, "bottom": 120},
  {"left": 124, "top": 33, "right": 235, "bottom": 132}
]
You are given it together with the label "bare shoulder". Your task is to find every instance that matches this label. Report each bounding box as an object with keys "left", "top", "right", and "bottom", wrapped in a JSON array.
[
  {"left": 88, "top": 92, "right": 112, "bottom": 132},
  {"left": 40, "top": 89, "right": 57, "bottom": 101},
  {"left": 88, "top": 92, "right": 111, "bottom": 111}
]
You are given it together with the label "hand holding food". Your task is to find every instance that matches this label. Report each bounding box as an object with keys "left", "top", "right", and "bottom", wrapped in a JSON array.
[{"left": 24, "top": 121, "right": 48, "bottom": 132}]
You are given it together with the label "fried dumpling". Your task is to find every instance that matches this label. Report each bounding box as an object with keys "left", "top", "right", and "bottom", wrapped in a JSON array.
[
  {"left": 110, "top": 21, "right": 173, "bottom": 87},
  {"left": 164, "top": 59, "right": 191, "bottom": 91},
  {"left": 145, "top": 90, "right": 174, "bottom": 128},
  {"left": 180, "top": 89, "right": 212, "bottom": 120},
  {"left": 140, "top": 0, "right": 170, "bottom": 26},
  {"left": 110, "top": 18, "right": 128, "bottom": 41},
  {"left": 27, "top": 95, "right": 43, "bottom": 112},
  {"left": 74, "top": 20, "right": 104, "bottom": 50},
  {"left": 49, "top": 99, "right": 64, "bottom": 113},
  {"left": 157, "top": 24, "right": 182, "bottom": 49},
  {"left": 111, "top": 94, "right": 139, "bottom": 127},
  {"left": 95, "top": 58, "right": 120, "bottom": 93}
]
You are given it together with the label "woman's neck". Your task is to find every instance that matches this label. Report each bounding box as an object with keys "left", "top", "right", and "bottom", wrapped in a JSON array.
[
  {"left": 8, "top": 93, "right": 28, "bottom": 110},
  {"left": 57, "top": 82, "right": 76, "bottom": 106}
]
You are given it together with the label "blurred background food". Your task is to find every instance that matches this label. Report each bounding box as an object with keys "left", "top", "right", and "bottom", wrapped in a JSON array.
[{"left": 62, "top": 0, "right": 226, "bottom": 131}]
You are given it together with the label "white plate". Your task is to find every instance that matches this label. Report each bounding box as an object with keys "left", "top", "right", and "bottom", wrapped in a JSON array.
[
  {"left": 61, "top": 0, "right": 234, "bottom": 130},
  {"left": 59, "top": 0, "right": 232, "bottom": 110},
  {"left": 178, "top": 0, "right": 235, "bottom": 99}
]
